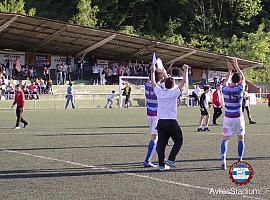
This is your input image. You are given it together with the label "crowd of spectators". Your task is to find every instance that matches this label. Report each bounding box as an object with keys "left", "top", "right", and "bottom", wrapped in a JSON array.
[
  {"left": 86, "top": 62, "right": 150, "bottom": 85},
  {"left": 0, "top": 64, "right": 53, "bottom": 100}
]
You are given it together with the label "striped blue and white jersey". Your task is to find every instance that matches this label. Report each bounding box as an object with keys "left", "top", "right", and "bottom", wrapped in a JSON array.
[
  {"left": 222, "top": 83, "right": 245, "bottom": 118},
  {"left": 145, "top": 81, "right": 158, "bottom": 117}
]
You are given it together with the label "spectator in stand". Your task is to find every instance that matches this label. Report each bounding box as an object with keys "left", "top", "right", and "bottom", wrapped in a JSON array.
[
  {"left": 6, "top": 82, "right": 15, "bottom": 100},
  {"left": 66, "top": 55, "right": 72, "bottom": 69},
  {"left": 105, "top": 67, "right": 112, "bottom": 85},
  {"left": 118, "top": 65, "right": 124, "bottom": 77},
  {"left": 62, "top": 63, "right": 67, "bottom": 85},
  {"left": 92, "top": 63, "right": 100, "bottom": 85},
  {"left": 29, "top": 67, "right": 35, "bottom": 80},
  {"left": 212, "top": 84, "right": 223, "bottom": 125},
  {"left": 130, "top": 64, "right": 136, "bottom": 76},
  {"left": 56, "top": 64, "right": 62, "bottom": 85},
  {"left": 14, "top": 58, "right": 21, "bottom": 80},
  {"left": 142, "top": 64, "right": 148, "bottom": 76},
  {"left": 29, "top": 81, "right": 39, "bottom": 100},
  {"left": 46, "top": 79, "right": 53, "bottom": 94},
  {"left": 39, "top": 79, "right": 46, "bottom": 94},
  {"left": 43, "top": 63, "right": 50, "bottom": 84},
  {"left": 5, "top": 57, "right": 12, "bottom": 80},
  {"left": 137, "top": 64, "right": 143, "bottom": 76},
  {"left": 23, "top": 67, "right": 30, "bottom": 80},
  {"left": 112, "top": 65, "right": 118, "bottom": 85},
  {"left": 201, "top": 70, "right": 207, "bottom": 86},
  {"left": 67, "top": 64, "right": 72, "bottom": 83},
  {"left": 77, "top": 57, "right": 84, "bottom": 80},
  {"left": 100, "top": 66, "right": 106, "bottom": 85},
  {"left": 22, "top": 84, "right": 30, "bottom": 100},
  {"left": 124, "top": 66, "right": 131, "bottom": 76}
]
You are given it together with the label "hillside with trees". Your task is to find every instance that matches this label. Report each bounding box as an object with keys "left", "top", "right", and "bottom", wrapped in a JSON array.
[{"left": 0, "top": 0, "right": 269, "bottom": 83}]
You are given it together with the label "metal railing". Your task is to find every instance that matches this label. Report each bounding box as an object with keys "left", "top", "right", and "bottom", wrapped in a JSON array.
[{"left": 0, "top": 93, "right": 146, "bottom": 110}]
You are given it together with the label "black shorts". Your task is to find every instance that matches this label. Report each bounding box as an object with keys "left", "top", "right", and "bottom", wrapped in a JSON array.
[
  {"left": 268, "top": 102, "right": 270, "bottom": 107},
  {"left": 200, "top": 108, "right": 209, "bottom": 116}
]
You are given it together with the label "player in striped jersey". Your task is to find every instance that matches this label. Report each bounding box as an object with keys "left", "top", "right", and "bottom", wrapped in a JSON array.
[
  {"left": 144, "top": 70, "right": 166, "bottom": 167},
  {"left": 221, "top": 57, "right": 246, "bottom": 170}
]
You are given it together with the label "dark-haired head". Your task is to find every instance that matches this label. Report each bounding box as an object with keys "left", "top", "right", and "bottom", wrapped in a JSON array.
[
  {"left": 165, "top": 77, "right": 175, "bottom": 89},
  {"left": 149, "top": 71, "right": 163, "bottom": 82},
  {"left": 69, "top": 82, "right": 73, "bottom": 86},
  {"left": 232, "top": 73, "right": 241, "bottom": 84},
  {"left": 203, "top": 85, "right": 210, "bottom": 93}
]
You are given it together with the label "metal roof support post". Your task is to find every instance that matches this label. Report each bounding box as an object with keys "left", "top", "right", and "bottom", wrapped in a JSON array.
[
  {"left": 34, "top": 25, "right": 68, "bottom": 50},
  {"left": 166, "top": 50, "right": 197, "bottom": 70},
  {"left": 0, "top": 16, "right": 18, "bottom": 33},
  {"left": 76, "top": 34, "right": 117, "bottom": 58}
]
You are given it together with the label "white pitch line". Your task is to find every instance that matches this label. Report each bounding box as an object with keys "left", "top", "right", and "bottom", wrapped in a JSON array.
[{"left": 0, "top": 148, "right": 265, "bottom": 200}]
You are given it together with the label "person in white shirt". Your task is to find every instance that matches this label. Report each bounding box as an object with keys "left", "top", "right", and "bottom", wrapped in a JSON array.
[
  {"left": 100, "top": 67, "right": 106, "bottom": 85},
  {"left": 105, "top": 90, "right": 116, "bottom": 108},
  {"left": 151, "top": 64, "right": 189, "bottom": 171},
  {"left": 92, "top": 64, "right": 100, "bottom": 85}
]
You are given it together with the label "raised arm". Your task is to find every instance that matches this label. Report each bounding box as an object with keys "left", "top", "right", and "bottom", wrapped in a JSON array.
[
  {"left": 233, "top": 57, "right": 245, "bottom": 84},
  {"left": 224, "top": 59, "right": 233, "bottom": 85},
  {"left": 150, "top": 65, "right": 157, "bottom": 88},
  {"left": 161, "top": 67, "right": 169, "bottom": 79},
  {"left": 179, "top": 64, "right": 189, "bottom": 90}
]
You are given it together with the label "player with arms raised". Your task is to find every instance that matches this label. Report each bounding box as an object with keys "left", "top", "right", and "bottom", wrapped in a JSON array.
[
  {"left": 144, "top": 69, "right": 166, "bottom": 168},
  {"left": 221, "top": 57, "right": 246, "bottom": 170},
  {"left": 151, "top": 64, "right": 189, "bottom": 171}
]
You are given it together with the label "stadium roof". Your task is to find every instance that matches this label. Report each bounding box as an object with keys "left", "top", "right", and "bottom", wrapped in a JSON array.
[{"left": 0, "top": 13, "right": 262, "bottom": 70}]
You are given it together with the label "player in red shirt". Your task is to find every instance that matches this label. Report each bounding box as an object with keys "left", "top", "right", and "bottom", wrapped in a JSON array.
[{"left": 11, "top": 84, "right": 29, "bottom": 129}]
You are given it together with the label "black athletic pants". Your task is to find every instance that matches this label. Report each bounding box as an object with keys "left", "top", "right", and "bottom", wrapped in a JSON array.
[
  {"left": 16, "top": 107, "right": 27, "bottom": 127},
  {"left": 213, "top": 107, "right": 222, "bottom": 124},
  {"left": 156, "top": 119, "right": 183, "bottom": 167}
]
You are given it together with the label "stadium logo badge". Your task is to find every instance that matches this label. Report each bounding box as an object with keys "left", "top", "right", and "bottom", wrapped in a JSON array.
[{"left": 229, "top": 161, "right": 254, "bottom": 186}]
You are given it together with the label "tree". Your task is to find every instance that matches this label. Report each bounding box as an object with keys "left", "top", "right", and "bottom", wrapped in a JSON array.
[
  {"left": 0, "top": 0, "right": 36, "bottom": 16},
  {"left": 71, "top": 0, "right": 99, "bottom": 27},
  {"left": 227, "top": 24, "right": 270, "bottom": 83}
]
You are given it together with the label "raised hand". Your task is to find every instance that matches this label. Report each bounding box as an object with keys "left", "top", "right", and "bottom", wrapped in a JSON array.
[
  {"left": 182, "top": 64, "right": 189, "bottom": 71},
  {"left": 226, "top": 59, "right": 233, "bottom": 71}
]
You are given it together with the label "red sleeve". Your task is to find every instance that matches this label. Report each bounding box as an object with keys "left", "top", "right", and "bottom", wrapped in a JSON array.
[
  {"left": 13, "top": 93, "right": 18, "bottom": 105},
  {"left": 21, "top": 91, "right": 25, "bottom": 108},
  {"left": 212, "top": 91, "right": 218, "bottom": 107}
]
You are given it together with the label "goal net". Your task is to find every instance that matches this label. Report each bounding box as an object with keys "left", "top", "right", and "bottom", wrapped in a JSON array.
[{"left": 118, "top": 76, "right": 184, "bottom": 108}]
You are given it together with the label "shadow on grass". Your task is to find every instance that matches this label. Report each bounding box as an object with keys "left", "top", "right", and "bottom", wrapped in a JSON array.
[
  {"left": 35, "top": 132, "right": 144, "bottom": 137},
  {"left": 5, "top": 144, "right": 148, "bottom": 151},
  {"left": 99, "top": 125, "right": 148, "bottom": 129},
  {"left": 1, "top": 156, "right": 269, "bottom": 179},
  {"left": 101, "top": 156, "right": 270, "bottom": 167},
  {"left": 99, "top": 125, "right": 200, "bottom": 129},
  {"left": 0, "top": 166, "right": 221, "bottom": 180}
]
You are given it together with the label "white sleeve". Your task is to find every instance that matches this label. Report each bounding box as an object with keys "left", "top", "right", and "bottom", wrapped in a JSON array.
[
  {"left": 154, "top": 86, "right": 162, "bottom": 96},
  {"left": 172, "top": 86, "right": 181, "bottom": 97}
]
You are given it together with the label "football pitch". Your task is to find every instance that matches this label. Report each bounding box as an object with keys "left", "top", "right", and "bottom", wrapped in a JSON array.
[{"left": 0, "top": 105, "right": 269, "bottom": 200}]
